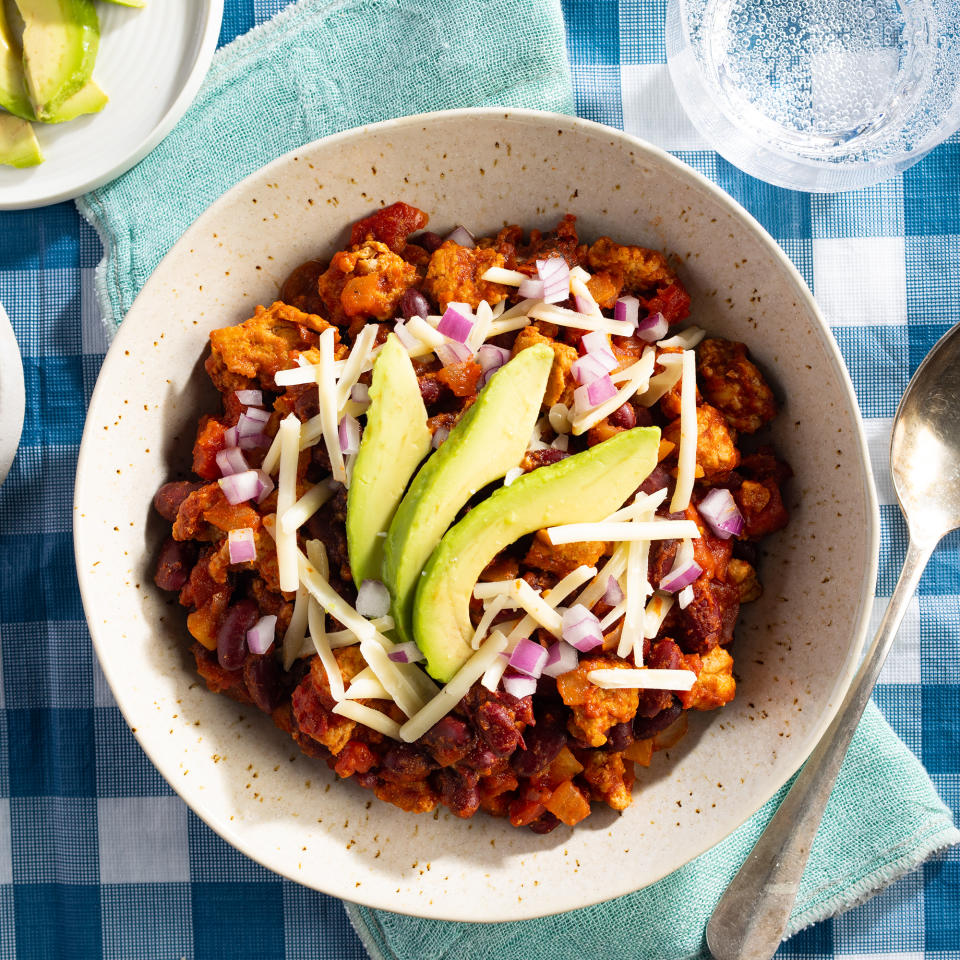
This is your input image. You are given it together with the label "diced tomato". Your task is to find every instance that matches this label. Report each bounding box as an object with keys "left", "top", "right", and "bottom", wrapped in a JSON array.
[
  {"left": 546, "top": 746, "right": 584, "bottom": 788},
  {"left": 436, "top": 360, "right": 482, "bottom": 397},
  {"left": 193, "top": 416, "right": 227, "bottom": 480},
  {"left": 203, "top": 498, "right": 261, "bottom": 533},
  {"left": 333, "top": 741, "right": 378, "bottom": 778},
  {"left": 623, "top": 738, "right": 653, "bottom": 767},
  {"left": 349, "top": 201, "right": 429, "bottom": 252},
  {"left": 644, "top": 280, "right": 691, "bottom": 326},
  {"left": 543, "top": 780, "right": 592, "bottom": 826}
]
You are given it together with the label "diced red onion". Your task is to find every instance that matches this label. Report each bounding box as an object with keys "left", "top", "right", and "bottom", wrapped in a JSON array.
[
  {"left": 224, "top": 426, "right": 238, "bottom": 447},
  {"left": 698, "top": 488, "right": 745, "bottom": 539},
  {"left": 242, "top": 406, "right": 270, "bottom": 425},
  {"left": 518, "top": 277, "right": 545, "bottom": 300},
  {"left": 574, "top": 290, "right": 599, "bottom": 315},
  {"left": 445, "top": 225, "right": 475, "bottom": 248},
  {"left": 387, "top": 641, "right": 426, "bottom": 664},
  {"left": 237, "top": 411, "right": 268, "bottom": 438},
  {"left": 218, "top": 470, "right": 260, "bottom": 505},
  {"left": 246, "top": 614, "right": 277, "bottom": 655},
  {"left": 542, "top": 641, "right": 579, "bottom": 677},
  {"left": 508, "top": 638, "right": 549, "bottom": 678},
  {"left": 581, "top": 331, "right": 610, "bottom": 354},
  {"left": 393, "top": 320, "right": 420, "bottom": 351},
  {"left": 350, "top": 383, "right": 370, "bottom": 405},
  {"left": 551, "top": 434, "right": 569, "bottom": 451},
  {"left": 435, "top": 341, "right": 474, "bottom": 367},
  {"left": 561, "top": 604, "right": 604, "bottom": 652},
  {"left": 238, "top": 433, "right": 269, "bottom": 450},
  {"left": 235, "top": 389, "right": 263, "bottom": 406},
  {"left": 614, "top": 296, "right": 640, "bottom": 329},
  {"left": 537, "top": 257, "right": 570, "bottom": 304},
  {"left": 572, "top": 353, "right": 614, "bottom": 386},
  {"left": 588, "top": 375, "right": 618, "bottom": 406},
  {"left": 502, "top": 670, "right": 537, "bottom": 699},
  {"left": 400, "top": 288, "right": 430, "bottom": 320},
  {"left": 228, "top": 526, "right": 256, "bottom": 564},
  {"left": 432, "top": 426, "right": 449, "bottom": 449},
  {"left": 216, "top": 447, "right": 249, "bottom": 477},
  {"left": 660, "top": 540, "right": 703, "bottom": 592},
  {"left": 356, "top": 579, "right": 390, "bottom": 618},
  {"left": 603, "top": 576, "right": 624, "bottom": 606},
  {"left": 637, "top": 311, "right": 669, "bottom": 342},
  {"left": 437, "top": 305, "right": 475, "bottom": 344},
  {"left": 254, "top": 469, "right": 274, "bottom": 504},
  {"left": 338, "top": 415, "right": 361, "bottom": 456},
  {"left": 477, "top": 343, "right": 510, "bottom": 374}
]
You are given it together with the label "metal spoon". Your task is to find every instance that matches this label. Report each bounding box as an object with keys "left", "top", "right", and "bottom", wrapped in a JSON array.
[{"left": 707, "top": 322, "right": 960, "bottom": 960}]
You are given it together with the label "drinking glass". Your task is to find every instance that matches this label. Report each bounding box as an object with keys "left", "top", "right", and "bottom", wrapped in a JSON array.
[{"left": 666, "top": 0, "right": 960, "bottom": 191}]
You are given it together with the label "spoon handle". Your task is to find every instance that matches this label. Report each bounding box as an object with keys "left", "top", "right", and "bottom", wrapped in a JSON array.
[{"left": 706, "top": 536, "right": 935, "bottom": 960}]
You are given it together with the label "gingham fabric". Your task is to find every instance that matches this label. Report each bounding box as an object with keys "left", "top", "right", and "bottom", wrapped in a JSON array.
[{"left": 0, "top": 1, "right": 958, "bottom": 958}]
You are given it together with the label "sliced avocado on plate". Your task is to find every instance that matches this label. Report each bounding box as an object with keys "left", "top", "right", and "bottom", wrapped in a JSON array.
[
  {"left": 347, "top": 334, "right": 433, "bottom": 587},
  {"left": 0, "top": 3, "right": 32, "bottom": 118},
  {"left": 383, "top": 342, "right": 554, "bottom": 644},
  {"left": 413, "top": 426, "right": 662, "bottom": 682},
  {"left": 15, "top": 0, "right": 99, "bottom": 120},
  {"left": 0, "top": 110, "right": 42, "bottom": 165}
]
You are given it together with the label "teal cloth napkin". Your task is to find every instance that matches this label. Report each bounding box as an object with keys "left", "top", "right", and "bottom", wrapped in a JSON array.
[
  {"left": 76, "top": 0, "right": 574, "bottom": 329},
  {"left": 347, "top": 702, "right": 960, "bottom": 960},
  {"left": 75, "top": 1, "right": 959, "bottom": 957}
]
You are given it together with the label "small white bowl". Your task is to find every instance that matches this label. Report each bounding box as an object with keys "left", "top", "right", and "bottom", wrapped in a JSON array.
[{"left": 74, "top": 109, "right": 879, "bottom": 921}]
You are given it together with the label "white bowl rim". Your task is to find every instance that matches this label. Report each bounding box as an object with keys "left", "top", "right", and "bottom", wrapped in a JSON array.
[{"left": 74, "top": 106, "right": 880, "bottom": 918}]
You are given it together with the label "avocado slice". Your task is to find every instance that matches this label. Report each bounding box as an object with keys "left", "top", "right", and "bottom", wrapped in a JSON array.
[
  {"left": 347, "top": 334, "right": 433, "bottom": 586},
  {"left": 413, "top": 426, "right": 661, "bottom": 681},
  {"left": 14, "top": 0, "right": 99, "bottom": 120},
  {"left": 43, "top": 76, "right": 104, "bottom": 120},
  {"left": 99, "top": 0, "right": 145, "bottom": 6},
  {"left": 383, "top": 342, "right": 554, "bottom": 643},
  {"left": 0, "top": 110, "right": 41, "bottom": 165}
]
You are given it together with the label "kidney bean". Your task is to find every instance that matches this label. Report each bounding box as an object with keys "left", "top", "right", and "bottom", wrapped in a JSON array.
[
  {"left": 382, "top": 743, "right": 436, "bottom": 783},
  {"left": 604, "top": 721, "right": 635, "bottom": 752},
  {"left": 462, "top": 743, "right": 498, "bottom": 774},
  {"left": 639, "top": 465, "right": 673, "bottom": 498},
  {"left": 418, "top": 376, "right": 442, "bottom": 405},
  {"left": 434, "top": 768, "right": 480, "bottom": 818},
  {"left": 634, "top": 698, "right": 683, "bottom": 739},
  {"left": 244, "top": 654, "right": 282, "bottom": 713},
  {"left": 293, "top": 383, "right": 320, "bottom": 421},
  {"left": 153, "top": 481, "right": 205, "bottom": 522},
  {"left": 154, "top": 536, "right": 195, "bottom": 592},
  {"left": 476, "top": 701, "right": 522, "bottom": 757},
  {"left": 413, "top": 231, "right": 444, "bottom": 253},
  {"left": 523, "top": 449, "right": 568, "bottom": 472},
  {"left": 400, "top": 288, "right": 430, "bottom": 320},
  {"left": 421, "top": 716, "right": 473, "bottom": 767},
  {"left": 609, "top": 402, "right": 636, "bottom": 429},
  {"left": 216, "top": 598, "right": 259, "bottom": 671},
  {"left": 732, "top": 539, "right": 759, "bottom": 565},
  {"left": 630, "top": 402, "right": 655, "bottom": 428},
  {"left": 528, "top": 811, "right": 560, "bottom": 834},
  {"left": 510, "top": 722, "right": 566, "bottom": 777},
  {"left": 648, "top": 639, "right": 683, "bottom": 671}
]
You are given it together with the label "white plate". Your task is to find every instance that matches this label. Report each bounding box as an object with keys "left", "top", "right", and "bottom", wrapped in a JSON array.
[
  {"left": 74, "top": 109, "right": 879, "bottom": 921},
  {"left": 0, "top": 301, "right": 24, "bottom": 484},
  {"left": 0, "top": 1, "right": 223, "bottom": 210}
]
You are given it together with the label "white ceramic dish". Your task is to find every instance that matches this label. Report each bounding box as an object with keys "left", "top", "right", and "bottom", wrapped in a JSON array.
[
  {"left": 0, "top": 1, "right": 223, "bottom": 210},
  {"left": 0, "top": 301, "right": 24, "bottom": 484},
  {"left": 74, "top": 109, "right": 879, "bottom": 921}
]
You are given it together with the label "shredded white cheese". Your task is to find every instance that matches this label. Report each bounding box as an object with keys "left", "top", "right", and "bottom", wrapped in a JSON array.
[
  {"left": 471, "top": 594, "right": 509, "bottom": 650},
  {"left": 280, "top": 480, "right": 335, "bottom": 534},
  {"left": 599, "top": 600, "right": 626, "bottom": 630},
  {"left": 359, "top": 639, "right": 425, "bottom": 718},
  {"left": 260, "top": 429, "right": 283, "bottom": 477},
  {"left": 604, "top": 487, "right": 668, "bottom": 523},
  {"left": 325, "top": 617, "right": 394, "bottom": 649},
  {"left": 546, "top": 519, "right": 701, "bottom": 545},
  {"left": 343, "top": 667, "right": 391, "bottom": 701},
  {"left": 658, "top": 326, "right": 706, "bottom": 350},
  {"left": 399, "top": 632, "right": 508, "bottom": 743},
  {"left": 570, "top": 348, "right": 656, "bottom": 435},
  {"left": 405, "top": 315, "right": 446, "bottom": 350},
  {"left": 274, "top": 366, "right": 319, "bottom": 387},
  {"left": 548, "top": 402, "right": 571, "bottom": 434},
  {"left": 619, "top": 535, "right": 652, "bottom": 661},
  {"left": 297, "top": 551, "right": 376, "bottom": 643},
  {"left": 283, "top": 584, "right": 310, "bottom": 669},
  {"left": 480, "top": 266, "right": 528, "bottom": 286},
  {"left": 480, "top": 639, "right": 511, "bottom": 692},
  {"left": 275, "top": 414, "right": 301, "bottom": 592},
  {"left": 575, "top": 545, "right": 628, "bottom": 612},
  {"left": 501, "top": 565, "right": 597, "bottom": 645},
  {"left": 334, "top": 324, "right": 378, "bottom": 412},
  {"left": 587, "top": 668, "right": 697, "bottom": 691},
  {"left": 527, "top": 301, "right": 634, "bottom": 336},
  {"left": 474, "top": 579, "right": 563, "bottom": 638},
  {"left": 568, "top": 276, "right": 603, "bottom": 318},
  {"left": 332, "top": 700, "right": 402, "bottom": 740},
  {"left": 316, "top": 328, "right": 346, "bottom": 485},
  {"left": 468, "top": 300, "right": 495, "bottom": 352},
  {"left": 670, "top": 349, "right": 697, "bottom": 514},
  {"left": 486, "top": 314, "right": 532, "bottom": 338},
  {"left": 644, "top": 591, "right": 675, "bottom": 639},
  {"left": 635, "top": 352, "right": 684, "bottom": 407}
]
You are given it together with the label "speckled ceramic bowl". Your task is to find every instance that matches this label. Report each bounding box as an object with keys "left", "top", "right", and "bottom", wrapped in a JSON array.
[{"left": 74, "top": 109, "right": 879, "bottom": 921}]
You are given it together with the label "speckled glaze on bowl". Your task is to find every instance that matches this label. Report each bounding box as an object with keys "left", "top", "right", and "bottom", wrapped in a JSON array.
[{"left": 74, "top": 109, "right": 879, "bottom": 921}]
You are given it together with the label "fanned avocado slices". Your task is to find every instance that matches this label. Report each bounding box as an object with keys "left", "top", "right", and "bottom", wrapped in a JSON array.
[
  {"left": 412, "top": 426, "right": 662, "bottom": 682},
  {"left": 0, "top": 110, "right": 41, "bottom": 165}
]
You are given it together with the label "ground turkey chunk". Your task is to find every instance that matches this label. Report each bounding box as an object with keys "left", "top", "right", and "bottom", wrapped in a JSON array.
[
  {"left": 316, "top": 240, "right": 417, "bottom": 324},
  {"left": 557, "top": 657, "right": 639, "bottom": 747},
  {"left": 697, "top": 338, "right": 777, "bottom": 434},
  {"left": 663, "top": 403, "right": 740, "bottom": 483},
  {"left": 679, "top": 646, "right": 736, "bottom": 710},
  {"left": 511, "top": 324, "right": 578, "bottom": 407},
  {"left": 524, "top": 528, "right": 607, "bottom": 578},
  {"left": 206, "top": 301, "right": 334, "bottom": 391},
  {"left": 586, "top": 236, "right": 676, "bottom": 293},
  {"left": 422, "top": 240, "right": 509, "bottom": 311}
]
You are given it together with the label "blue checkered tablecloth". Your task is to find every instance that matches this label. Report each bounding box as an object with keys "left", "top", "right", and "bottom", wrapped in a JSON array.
[{"left": 1, "top": 1, "right": 958, "bottom": 957}]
